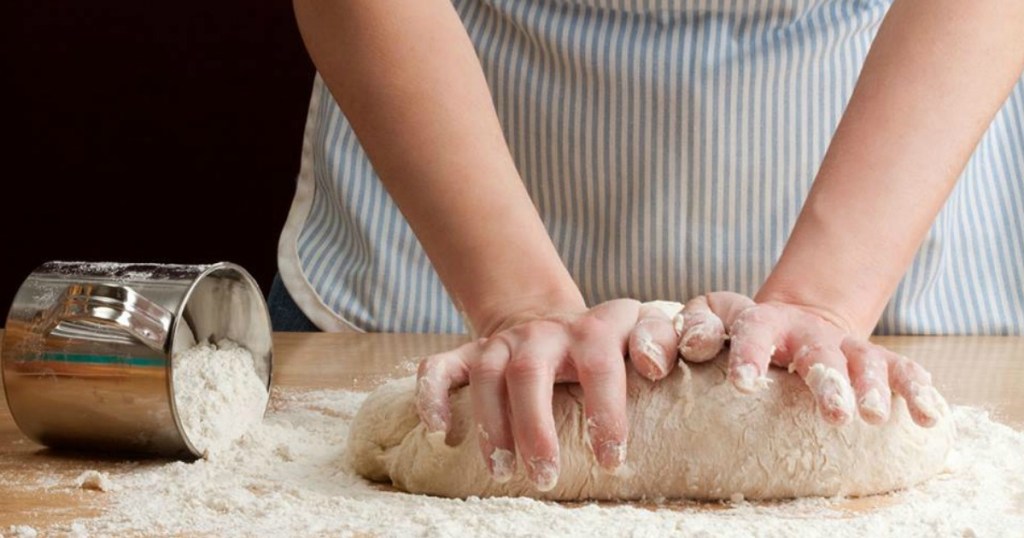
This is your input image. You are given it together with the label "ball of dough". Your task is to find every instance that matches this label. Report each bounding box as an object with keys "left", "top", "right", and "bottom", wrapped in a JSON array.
[{"left": 348, "top": 352, "right": 954, "bottom": 501}]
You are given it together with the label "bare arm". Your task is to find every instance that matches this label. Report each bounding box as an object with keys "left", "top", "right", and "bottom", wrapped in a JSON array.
[
  {"left": 292, "top": 0, "right": 582, "bottom": 336},
  {"left": 293, "top": 1, "right": 681, "bottom": 490},
  {"left": 679, "top": 0, "right": 1024, "bottom": 427},
  {"left": 758, "top": 0, "right": 1024, "bottom": 335}
]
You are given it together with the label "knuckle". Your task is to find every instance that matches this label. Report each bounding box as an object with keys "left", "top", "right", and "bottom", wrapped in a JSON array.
[
  {"left": 644, "top": 318, "right": 675, "bottom": 337},
  {"left": 509, "top": 320, "right": 557, "bottom": 342},
  {"left": 634, "top": 316, "right": 663, "bottom": 330},
  {"left": 865, "top": 351, "right": 889, "bottom": 372},
  {"left": 736, "top": 305, "right": 772, "bottom": 325},
  {"left": 469, "top": 360, "right": 506, "bottom": 383},
  {"left": 790, "top": 344, "right": 839, "bottom": 368},
  {"left": 416, "top": 355, "right": 442, "bottom": 378},
  {"left": 518, "top": 323, "right": 546, "bottom": 340},
  {"left": 840, "top": 336, "right": 872, "bottom": 355},
  {"left": 505, "top": 354, "right": 548, "bottom": 383},
  {"left": 572, "top": 316, "right": 611, "bottom": 341},
  {"left": 890, "top": 355, "right": 923, "bottom": 380},
  {"left": 849, "top": 351, "right": 886, "bottom": 380},
  {"left": 794, "top": 343, "right": 841, "bottom": 364},
  {"left": 638, "top": 304, "right": 670, "bottom": 321},
  {"left": 415, "top": 372, "right": 440, "bottom": 399},
  {"left": 577, "top": 353, "right": 622, "bottom": 380},
  {"left": 603, "top": 298, "right": 641, "bottom": 312},
  {"left": 731, "top": 337, "right": 771, "bottom": 358},
  {"left": 869, "top": 350, "right": 890, "bottom": 365}
]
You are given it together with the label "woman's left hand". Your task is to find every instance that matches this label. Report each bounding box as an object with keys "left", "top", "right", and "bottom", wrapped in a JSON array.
[{"left": 676, "top": 291, "right": 948, "bottom": 427}]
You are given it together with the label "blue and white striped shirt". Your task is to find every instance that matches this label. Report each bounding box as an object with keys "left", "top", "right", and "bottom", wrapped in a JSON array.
[{"left": 278, "top": 0, "right": 1024, "bottom": 335}]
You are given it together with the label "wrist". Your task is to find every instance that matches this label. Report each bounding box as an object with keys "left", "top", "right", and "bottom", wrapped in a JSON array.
[
  {"left": 755, "top": 283, "right": 876, "bottom": 338},
  {"left": 465, "top": 284, "right": 585, "bottom": 338},
  {"left": 759, "top": 182, "right": 910, "bottom": 338}
]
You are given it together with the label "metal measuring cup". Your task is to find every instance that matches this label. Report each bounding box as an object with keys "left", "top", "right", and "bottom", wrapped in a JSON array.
[{"left": 1, "top": 261, "right": 273, "bottom": 458}]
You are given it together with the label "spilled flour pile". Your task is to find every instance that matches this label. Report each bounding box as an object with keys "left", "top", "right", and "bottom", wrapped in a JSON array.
[
  {"left": 2, "top": 390, "right": 1019, "bottom": 536},
  {"left": 171, "top": 341, "right": 269, "bottom": 456}
]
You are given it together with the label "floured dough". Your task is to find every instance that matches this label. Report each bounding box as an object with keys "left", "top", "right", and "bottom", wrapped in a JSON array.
[{"left": 348, "top": 322, "right": 955, "bottom": 501}]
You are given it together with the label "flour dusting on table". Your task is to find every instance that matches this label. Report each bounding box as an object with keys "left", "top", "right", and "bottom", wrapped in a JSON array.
[{"left": 6, "top": 389, "right": 1023, "bottom": 537}]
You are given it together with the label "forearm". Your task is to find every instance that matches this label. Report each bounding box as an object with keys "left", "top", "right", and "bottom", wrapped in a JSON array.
[
  {"left": 293, "top": 0, "right": 582, "bottom": 334},
  {"left": 758, "top": 0, "right": 1024, "bottom": 336}
]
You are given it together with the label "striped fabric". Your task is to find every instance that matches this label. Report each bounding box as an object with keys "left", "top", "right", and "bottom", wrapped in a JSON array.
[{"left": 277, "top": 0, "right": 1024, "bottom": 335}]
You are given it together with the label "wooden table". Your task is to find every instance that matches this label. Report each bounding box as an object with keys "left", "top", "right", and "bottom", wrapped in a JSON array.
[{"left": 1, "top": 332, "right": 1022, "bottom": 530}]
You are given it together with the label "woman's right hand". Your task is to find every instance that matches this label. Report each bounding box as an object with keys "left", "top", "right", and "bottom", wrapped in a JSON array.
[{"left": 414, "top": 299, "right": 679, "bottom": 491}]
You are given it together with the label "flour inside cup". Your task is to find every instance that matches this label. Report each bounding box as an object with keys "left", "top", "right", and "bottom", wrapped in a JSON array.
[{"left": 172, "top": 341, "right": 269, "bottom": 457}]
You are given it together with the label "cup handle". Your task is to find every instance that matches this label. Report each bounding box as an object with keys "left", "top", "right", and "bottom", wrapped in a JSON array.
[{"left": 42, "top": 283, "right": 174, "bottom": 352}]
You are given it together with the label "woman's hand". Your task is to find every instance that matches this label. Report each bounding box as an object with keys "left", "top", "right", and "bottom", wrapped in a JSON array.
[
  {"left": 677, "top": 291, "right": 949, "bottom": 427},
  {"left": 414, "top": 299, "right": 679, "bottom": 491}
]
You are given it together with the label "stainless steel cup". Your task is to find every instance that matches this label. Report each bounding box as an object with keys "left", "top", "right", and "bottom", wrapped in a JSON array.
[{"left": 1, "top": 261, "right": 273, "bottom": 458}]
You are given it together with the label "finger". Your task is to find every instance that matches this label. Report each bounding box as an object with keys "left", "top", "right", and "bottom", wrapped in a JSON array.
[
  {"left": 790, "top": 342, "right": 857, "bottom": 426},
  {"left": 676, "top": 296, "right": 727, "bottom": 362},
  {"left": 629, "top": 304, "right": 678, "bottom": 380},
  {"left": 705, "top": 291, "right": 758, "bottom": 325},
  {"left": 571, "top": 317, "right": 629, "bottom": 473},
  {"left": 888, "top": 353, "right": 949, "bottom": 427},
  {"left": 469, "top": 339, "right": 516, "bottom": 482},
  {"left": 588, "top": 298, "right": 643, "bottom": 331},
  {"left": 505, "top": 329, "right": 566, "bottom": 491},
  {"left": 725, "top": 305, "right": 785, "bottom": 393},
  {"left": 415, "top": 340, "right": 475, "bottom": 434},
  {"left": 841, "top": 338, "right": 892, "bottom": 424}
]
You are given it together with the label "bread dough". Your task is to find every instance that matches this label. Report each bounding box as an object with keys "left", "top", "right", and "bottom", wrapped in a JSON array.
[{"left": 348, "top": 332, "right": 955, "bottom": 501}]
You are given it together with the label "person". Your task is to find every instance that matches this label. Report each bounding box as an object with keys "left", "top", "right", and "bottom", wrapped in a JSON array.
[{"left": 269, "top": 0, "right": 1024, "bottom": 491}]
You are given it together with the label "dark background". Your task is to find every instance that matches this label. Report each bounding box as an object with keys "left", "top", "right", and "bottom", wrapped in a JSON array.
[{"left": 3, "top": 1, "right": 316, "bottom": 324}]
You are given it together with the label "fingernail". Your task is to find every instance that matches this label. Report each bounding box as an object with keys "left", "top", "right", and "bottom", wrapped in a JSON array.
[
  {"left": 416, "top": 377, "right": 447, "bottom": 432},
  {"left": 598, "top": 441, "right": 627, "bottom": 470},
  {"left": 680, "top": 326, "right": 720, "bottom": 362},
  {"left": 805, "top": 364, "right": 855, "bottom": 425},
  {"left": 528, "top": 458, "right": 559, "bottom": 492},
  {"left": 422, "top": 409, "right": 446, "bottom": 433},
  {"left": 585, "top": 418, "right": 623, "bottom": 468},
  {"left": 672, "top": 313, "right": 686, "bottom": 335},
  {"left": 489, "top": 448, "right": 515, "bottom": 483},
  {"left": 858, "top": 388, "right": 889, "bottom": 422},
  {"left": 638, "top": 358, "right": 665, "bottom": 381},
  {"left": 910, "top": 383, "right": 949, "bottom": 425},
  {"left": 638, "top": 334, "right": 664, "bottom": 361},
  {"left": 823, "top": 394, "right": 854, "bottom": 424},
  {"left": 731, "top": 363, "right": 770, "bottom": 393},
  {"left": 635, "top": 333, "right": 666, "bottom": 380}
]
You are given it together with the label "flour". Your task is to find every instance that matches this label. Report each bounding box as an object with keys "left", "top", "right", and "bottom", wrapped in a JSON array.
[
  {"left": 0, "top": 386, "right": 1012, "bottom": 537},
  {"left": 74, "top": 471, "right": 116, "bottom": 492},
  {"left": 171, "top": 341, "right": 269, "bottom": 457},
  {"left": 803, "top": 363, "right": 857, "bottom": 420},
  {"left": 3, "top": 526, "right": 38, "bottom": 538}
]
